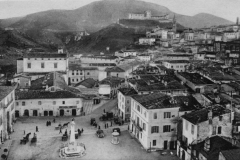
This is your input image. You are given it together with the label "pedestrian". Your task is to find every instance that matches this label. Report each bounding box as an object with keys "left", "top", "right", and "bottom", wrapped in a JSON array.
[
  {"left": 84, "top": 145, "right": 86, "bottom": 150},
  {"left": 46, "top": 121, "right": 48, "bottom": 126},
  {"left": 107, "top": 123, "right": 109, "bottom": 128},
  {"left": 59, "top": 128, "right": 62, "bottom": 134},
  {"left": 53, "top": 118, "right": 55, "bottom": 123},
  {"left": 111, "top": 121, "right": 112, "bottom": 127},
  {"left": 65, "top": 129, "right": 68, "bottom": 135},
  {"left": 98, "top": 126, "right": 100, "bottom": 130},
  {"left": 34, "top": 132, "right": 36, "bottom": 137},
  {"left": 103, "top": 109, "right": 105, "bottom": 113},
  {"left": 49, "top": 121, "right": 51, "bottom": 126},
  {"left": 24, "top": 130, "right": 25, "bottom": 135},
  {"left": 36, "top": 126, "right": 39, "bottom": 132},
  {"left": 104, "top": 123, "right": 106, "bottom": 129},
  {"left": 81, "top": 128, "right": 84, "bottom": 133}
]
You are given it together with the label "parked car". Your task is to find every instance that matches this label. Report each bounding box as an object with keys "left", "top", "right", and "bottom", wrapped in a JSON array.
[
  {"left": 112, "top": 128, "right": 121, "bottom": 135},
  {"left": 96, "top": 129, "right": 105, "bottom": 138}
]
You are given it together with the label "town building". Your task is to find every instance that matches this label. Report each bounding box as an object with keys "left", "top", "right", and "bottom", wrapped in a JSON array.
[
  {"left": 68, "top": 64, "right": 99, "bottom": 85},
  {"left": 137, "top": 54, "right": 151, "bottom": 61},
  {"left": 80, "top": 55, "right": 119, "bottom": 64},
  {"left": 130, "top": 93, "right": 180, "bottom": 150},
  {"left": 115, "top": 50, "right": 137, "bottom": 57},
  {"left": 139, "top": 38, "right": 156, "bottom": 45},
  {"left": 0, "top": 85, "right": 17, "bottom": 142},
  {"left": 15, "top": 90, "right": 83, "bottom": 117},
  {"left": 163, "top": 60, "right": 190, "bottom": 72},
  {"left": 117, "top": 87, "right": 137, "bottom": 122},
  {"left": 17, "top": 53, "right": 68, "bottom": 73},
  {"left": 177, "top": 105, "right": 234, "bottom": 160}
]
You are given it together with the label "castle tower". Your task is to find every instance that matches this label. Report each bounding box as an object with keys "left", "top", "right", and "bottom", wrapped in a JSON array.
[{"left": 172, "top": 14, "right": 177, "bottom": 32}]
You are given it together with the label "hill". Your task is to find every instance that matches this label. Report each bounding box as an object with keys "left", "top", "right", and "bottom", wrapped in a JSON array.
[
  {"left": 66, "top": 24, "right": 142, "bottom": 54},
  {"left": 0, "top": 0, "right": 234, "bottom": 50}
]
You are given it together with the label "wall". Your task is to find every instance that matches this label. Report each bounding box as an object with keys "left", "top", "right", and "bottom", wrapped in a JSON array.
[
  {"left": 23, "top": 58, "right": 68, "bottom": 73},
  {"left": 80, "top": 57, "right": 117, "bottom": 64},
  {"left": 15, "top": 98, "right": 83, "bottom": 116},
  {"left": 17, "top": 59, "right": 23, "bottom": 73}
]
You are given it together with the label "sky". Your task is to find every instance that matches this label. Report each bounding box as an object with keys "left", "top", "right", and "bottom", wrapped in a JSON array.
[{"left": 0, "top": 0, "right": 239, "bottom": 22}]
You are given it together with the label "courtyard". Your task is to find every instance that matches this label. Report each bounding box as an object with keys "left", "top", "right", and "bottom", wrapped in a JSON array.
[{"left": 1, "top": 100, "right": 179, "bottom": 160}]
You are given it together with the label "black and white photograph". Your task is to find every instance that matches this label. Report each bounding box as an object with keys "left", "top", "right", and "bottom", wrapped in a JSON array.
[{"left": 0, "top": 0, "right": 240, "bottom": 159}]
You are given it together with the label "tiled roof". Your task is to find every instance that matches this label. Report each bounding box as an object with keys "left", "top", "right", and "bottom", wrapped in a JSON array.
[
  {"left": 16, "top": 90, "right": 80, "bottom": 100},
  {"left": 105, "top": 66, "right": 125, "bottom": 72},
  {"left": 131, "top": 93, "right": 179, "bottom": 110},
  {"left": 182, "top": 105, "right": 231, "bottom": 124},
  {"left": 23, "top": 53, "right": 67, "bottom": 58},
  {"left": 193, "top": 136, "right": 239, "bottom": 160},
  {"left": 74, "top": 78, "right": 96, "bottom": 88},
  {"left": 165, "top": 60, "right": 190, "bottom": 63},
  {"left": 100, "top": 76, "right": 125, "bottom": 87},
  {"left": 118, "top": 87, "right": 138, "bottom": 96},
  {"left": 0, "top": 86, "right": 16, "bottom": 100},
  {"left": 69, "top": 64, "right": 98, "bottom": 71},
  {"left": 177, "top": 72, "right": 214, "bottom": 85},
  {"left": 221, "top": 149, "right": 240, "bottom": 160},
  {"left": 81, "top": 55, "right": 118, "bottom": 60}
]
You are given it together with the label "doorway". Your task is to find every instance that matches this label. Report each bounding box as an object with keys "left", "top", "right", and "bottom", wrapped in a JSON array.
[
  {"left": 15, "top": 110, "right": 19, "bottom": 118},
  {"left": 164, "top": 141, "right": 168, "bottom": 149},
  {"left": 44, "top": 111, "right": 48, "bottom": 116},
  {"left": 60, "top": 109, "right": 64, "bottom": 116},
  {"left": 49, "top": 110, "right": 53, "bottom": 116},
  {"left": 170, "top": 141, "right": 175, "bottom": 150},
  {"left": 72, "top": 109, "right": 76, "bottom": 116},
  {"left": 24, "top": 110, "right": 29, "bottom": 116},
  {"left": 33, "top": 110, "right": 38, "bottom": 116}
]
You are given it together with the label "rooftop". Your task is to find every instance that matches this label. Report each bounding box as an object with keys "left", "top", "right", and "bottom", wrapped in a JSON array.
[
  {"left": 81, "top": 55, "right": 118, "bottom": 60},
  {"left": 182, "top": 105, "right": 231, "bottom": 124},
  {"left": 0, "top": 85, "right": 16, "bottom": 100},
  {"left": 118, "top": 87, "right": 138, "bottom": 96},
  {"left": 23, "top": 53, "right": 67, "bottom": 58},
  {"left": 192, "top": 136, "right": 239, "bottom": 160},
  {"left": 177, "top": 72, "right": 214, "bottom": 85},
  {"left": 131, "top": 93, "right": 179, "bottom": 110},
  {"left": 74, "top": 78, "right": 97, "bottom": 88},
  {"left": 105, "top": 66, "right": 125, "bottom": 73},
  {"left": 16, "top": 90, "right": 80, "bottom": 100},
  {"left": 221, "top": 149, "right": 240, "bottom": 160},
  {"left": 165, "top": 60, "right": 190, "bottom": 64},
  {"left": 69, "top": 64, "right": 98, "bottom": 71},
  {"left": 100, "top": 76, "right": 125, "bottom": 87}
]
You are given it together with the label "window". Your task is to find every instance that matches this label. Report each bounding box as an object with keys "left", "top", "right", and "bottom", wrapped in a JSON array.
[
  {"left": 22, "top": 101, "right": 25, "bottom": 106},
  {"left": 151, "top": 126, "right": 159, "bottom": 133},
  {"left": 76, "top": 79, "right": 79, "bottom": 82},
  {"left": 27, "top": 63, "right": 31, "bottom": 68},
  {"left": 62, "top": 101, "right": 65, "bottom": 104},
  {"left": 38, "top": 101, "right": 41, "bottom": 105},
  {"left": 53, "top": 101, "right": 56, "bottom": 105},
  {"left": 218, "top": 126, "right": 222, "bottom": 134},
  {"left": 137, "top": 105, "right": 140, "bottom": 112},
  {"left": 191, "top": 124, "right": 194, "bottom": 134},
  {"left": 41, "top": 63, "right": 45, "bottom": 68},
  {"left": 72, "top": 79, "right": 74, "bottom": 82},
  {"left": 164, "top": 112, "right": 171, "bottom": 118},
  {"left": 72, "top": 72, "right": 74, "bottom": 75},
  {"left": 16, "top": 102, "right": 19, "bottom": 106},
  {"left": 54, "top": 63, "right": 58, "bottom": 68},
  {"left": 185, "top": 121, "right": 188, "bottom": 130},
  {"left": 219, "top": 115, "right": 223, "bottom": 121},
  {"left": 87, "top": 72, "right": 90, "bottom": 75},
  {"left": 153, "top": 140, "right": 157, "bottom": 146},
  {"left": 163, "top": 125, "right": 171, "bottom": 132},
  {"left": 143, "top": 123, "right": 146, "bottom": 131},
  {"left": 153, "top": 112, "right": 157, "bottom": 119},
  {"left": 127, "top": 100, "right": 130, "bottom": 104}
]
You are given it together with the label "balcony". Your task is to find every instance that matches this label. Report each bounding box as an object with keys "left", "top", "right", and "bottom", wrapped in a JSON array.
[{"left": 131, "top": 119, "right": 143, "bottom": 132}]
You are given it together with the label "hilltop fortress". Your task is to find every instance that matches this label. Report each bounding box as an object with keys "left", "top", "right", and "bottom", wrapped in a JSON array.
[{"left": 128, "top": 10, "right": 172, "bottom": 23}]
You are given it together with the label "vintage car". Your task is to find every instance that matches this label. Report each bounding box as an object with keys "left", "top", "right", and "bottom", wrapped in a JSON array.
[{"left": 96, "top": 129, "right": 105, "bottom": 138}]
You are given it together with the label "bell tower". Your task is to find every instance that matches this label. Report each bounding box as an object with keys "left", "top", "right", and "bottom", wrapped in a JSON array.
[{"left": 172, "top": 14, "right": 177, "bottom": 32}]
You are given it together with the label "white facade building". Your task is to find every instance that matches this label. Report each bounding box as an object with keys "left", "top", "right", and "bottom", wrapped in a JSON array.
[{"left": 18, "top": 53, "right": 68, "bottom": 73}]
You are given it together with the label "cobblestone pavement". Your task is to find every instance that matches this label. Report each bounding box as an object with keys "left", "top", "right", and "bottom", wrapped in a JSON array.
[{"left": 5, "top": 99, "right": 179, "bottom": 160}]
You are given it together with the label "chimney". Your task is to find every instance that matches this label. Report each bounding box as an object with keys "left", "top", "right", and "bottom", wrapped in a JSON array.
[
  {"left": 208, "top": 110, "right": 213, "bottom": 120},
  {"left": 204, "top": 138, "right": 210, "bottom": 152}
]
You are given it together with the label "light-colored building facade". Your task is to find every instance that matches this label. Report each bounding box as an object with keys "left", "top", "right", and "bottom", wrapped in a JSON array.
[
  {"left": 177, "top": 106, "right": 233, "bottom": 160},
  {"left": 80, "top": 56, "right": 118, "bottom": 64},
  {"left": 139, "top": 38, "right": 156, "bottom": 45},
  {"left": 163, "top": 60, "right": 190, "bottom": 72},
  {"left": 15, "top": 91, "right": 83, "bottom": 117},
  {"left": 0, "top": 85, "right": 16, "bottom": 142},
  {"left": 18, "top": 53, "right": 68, "bottom": 73},
  {"left": 130, "top": 93, "right": 180, "bottom": 150}
]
